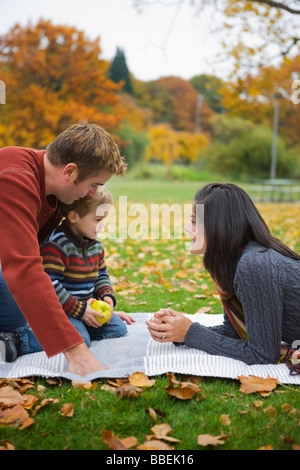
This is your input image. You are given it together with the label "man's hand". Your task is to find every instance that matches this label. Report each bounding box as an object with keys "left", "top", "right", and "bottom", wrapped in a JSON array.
[{"left": 64, "top": 342, "right": 109, "bottom": 376}]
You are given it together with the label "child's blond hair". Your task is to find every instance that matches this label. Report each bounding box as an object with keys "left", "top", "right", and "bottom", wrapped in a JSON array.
[{"left": 59, "top": 187, "right": 113, "bottom": 219}]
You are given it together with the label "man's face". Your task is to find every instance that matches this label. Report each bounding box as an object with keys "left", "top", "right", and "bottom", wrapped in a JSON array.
[{"left": 59, "top": 170, "right": 111, "bottom": 204}]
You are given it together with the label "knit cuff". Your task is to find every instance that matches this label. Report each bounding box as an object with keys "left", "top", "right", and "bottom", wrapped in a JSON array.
[
  {"left": 184, "top": 322, "right": 214, "bottom": 351},
  {"left": 66, "top": 299, "right": 87, "bottom": 320},
  {"left": 100, "top": 293, "right": 117, "bottom": 307}
]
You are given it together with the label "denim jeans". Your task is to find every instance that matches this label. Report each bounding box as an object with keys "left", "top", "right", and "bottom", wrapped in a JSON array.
[{"left": 0, "top": 267, "right": 127, "bottom": 355}]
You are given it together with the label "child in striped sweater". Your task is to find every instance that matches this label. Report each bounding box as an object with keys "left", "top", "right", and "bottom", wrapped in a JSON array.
[{"left": 40, "top": 188, "right": 134, "bottom": 347}]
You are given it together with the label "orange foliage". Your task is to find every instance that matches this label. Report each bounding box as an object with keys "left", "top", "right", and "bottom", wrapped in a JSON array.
[
  {"left": 220, "top": 55, "right": 300, "bottom": 147},
  {"left": 0, "top": 20, "right": 125, "bottom": 148}
]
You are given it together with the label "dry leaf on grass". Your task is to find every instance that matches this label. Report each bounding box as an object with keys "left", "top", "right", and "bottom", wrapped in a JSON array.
[
  {"left": 146, "top": 407, "right": 167, "bottom": 422},
  {"left": 101, "top": 372, "right": 154, "bottom": 398},
  {"left": 71, "top": 380, "right": 97, "bottom": 390},
  {"left": 59, "top": 403, "right": 74, "bottom": 417},
  {"left": 0, "top": 404, "right": 29, "bottom": 426},
  {"left": 137, "top": 440, "right": 174, "bottom": 450},
  {"left": 32, "top": 398, "right": 60, "bottom": 416},
  {"left": 165, "top": 372, "right": 202, "bottom": 400},
  {"left": 0, "top": 440, "right": 15, "bottom": 450},
  {"left": 197, "top": 433, "right": 229, "bottom": 447},
  {"left": 116, "top": 384, "right": 143, "bottom": 398},
  {"left": 128, "top": 372, "right": 156, "bottom": 388},
  {"left": 238, "top": 375, "right": 279, "bottom": 395},
  {"left": 102, "top": 430, "right": 132, "bottom": 450},
  {"left": 148, "top": 423, "right": 181, "bottom": 443},
  {"left": 219, "top": 414, "right": 231, "bottom": 426}
]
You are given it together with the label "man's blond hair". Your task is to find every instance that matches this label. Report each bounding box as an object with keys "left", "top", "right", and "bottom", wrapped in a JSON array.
[{"left": 47, "top": 122, "right": 127, "bottom": 181}]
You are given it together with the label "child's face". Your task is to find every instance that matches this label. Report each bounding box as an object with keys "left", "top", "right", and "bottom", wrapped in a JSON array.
[{"left": 71, "top": 209, "right": 107, "bottom": 239}]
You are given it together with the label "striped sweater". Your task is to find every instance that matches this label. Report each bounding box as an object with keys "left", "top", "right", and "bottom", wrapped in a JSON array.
[{"left": 40, "top": 221, "right": 116, "bottom": 320}]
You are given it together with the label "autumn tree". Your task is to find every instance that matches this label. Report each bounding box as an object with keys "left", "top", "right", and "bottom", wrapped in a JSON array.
[
  {"left": 219, "top": 54, "right": 300, "bottom": 147},
  {"left": 157, "top": 76, "right": 198, "bottom": 132},
  {"left": 132, "top": 78, "right": 174, "bottom": 123},
  {"left": 0, "top": 20, "right": 125, "bottom": 148},
  {"left": 146, "top": 123, "right": 208, "bottom": 165}
]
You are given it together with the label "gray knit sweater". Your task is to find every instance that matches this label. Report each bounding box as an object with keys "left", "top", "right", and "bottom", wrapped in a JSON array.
[{"left": 184, "top": 242, "right": 300, "bottom": 364}]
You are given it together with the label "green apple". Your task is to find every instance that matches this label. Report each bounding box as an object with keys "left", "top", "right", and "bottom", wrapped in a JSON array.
[{"left": 91, "top": 300, "right": 111, "bottom": 324}]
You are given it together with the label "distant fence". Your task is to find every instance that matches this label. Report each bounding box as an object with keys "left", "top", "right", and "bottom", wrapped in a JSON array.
[{"left": 249, "top": 179, "right": 300, "bottom": 202}]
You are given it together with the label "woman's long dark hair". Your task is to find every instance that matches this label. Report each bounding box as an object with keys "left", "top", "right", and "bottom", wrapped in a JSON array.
[{"left": 194, "top": 183, "right": 300, "bottom": 294}]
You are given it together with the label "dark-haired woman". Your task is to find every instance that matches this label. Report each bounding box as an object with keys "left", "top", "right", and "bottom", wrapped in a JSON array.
[{"left": 146, "top": 183, "right": 300, "bottom": 367}]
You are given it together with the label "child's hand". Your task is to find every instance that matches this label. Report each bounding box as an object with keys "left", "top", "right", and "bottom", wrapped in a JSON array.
[
  {"left": 102, "top": 296, "right": 114, "bottom": 323},
  {"left": 114, "top": 311, "right": 136, "bottom": 325},
  {"left": 82, "top": 298, "right": 103, "bottom": 328}
]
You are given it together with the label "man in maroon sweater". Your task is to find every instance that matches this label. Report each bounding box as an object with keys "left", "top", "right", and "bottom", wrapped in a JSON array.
[{"left": 0, "top": 122, "right": 127, "bottom": 376}]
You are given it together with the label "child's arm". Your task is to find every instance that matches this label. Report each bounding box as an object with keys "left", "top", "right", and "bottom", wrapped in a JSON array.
[
  {"left": 93, "top": 248, "right": 116, "bottom": 307},
  {"left": 40, "top": 241, "right": 87, "bottom": 319}
]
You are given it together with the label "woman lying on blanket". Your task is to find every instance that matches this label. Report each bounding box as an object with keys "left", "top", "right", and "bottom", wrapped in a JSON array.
[{"left": 146, "top": 183, "right": 300, "bottom": 372}]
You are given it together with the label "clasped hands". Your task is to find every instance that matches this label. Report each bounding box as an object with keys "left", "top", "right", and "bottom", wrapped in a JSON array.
[{"left": 146, "top": 308, "right": 192, "bottom": 343}]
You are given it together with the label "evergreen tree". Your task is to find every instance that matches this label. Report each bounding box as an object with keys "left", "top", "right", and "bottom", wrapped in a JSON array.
[{"left": 109, "top": 47, "right": 133, "bottom": 95}]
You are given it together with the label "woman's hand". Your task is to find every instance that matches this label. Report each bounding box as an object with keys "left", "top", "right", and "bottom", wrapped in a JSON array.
[{"left": 146, "top": 308, "right": 192, "bottom": 343}]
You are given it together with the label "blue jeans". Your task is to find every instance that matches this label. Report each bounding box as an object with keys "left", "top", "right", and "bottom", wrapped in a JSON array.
[{"left": 0, "top": 267, "right": 127, "bottom": 355}]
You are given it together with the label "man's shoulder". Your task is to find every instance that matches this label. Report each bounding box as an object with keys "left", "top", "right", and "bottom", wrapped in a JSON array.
[{"left": 0, "top": 146, "right": 45, "bottom": 175}]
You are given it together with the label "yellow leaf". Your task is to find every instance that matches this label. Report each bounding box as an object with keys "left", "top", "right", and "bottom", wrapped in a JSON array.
[{"left": 129, "top": 372, "right": 156, "bottom": 388}]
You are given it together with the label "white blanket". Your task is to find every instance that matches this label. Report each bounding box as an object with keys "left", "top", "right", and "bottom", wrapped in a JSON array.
[{"left": 1, "top": 313, "right": 299, "bottom": 384}]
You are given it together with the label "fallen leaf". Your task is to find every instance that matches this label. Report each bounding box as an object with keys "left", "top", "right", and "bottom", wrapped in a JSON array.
[
  {"left": 219, "top": 414, "right": 231, "bottom": 426},
  {"left": 46, "top": 377, "right": 62, "bottom": 387},
  {"left": 137, "top": 439, "right": 174, "bottom": 450},
  {"left": 146, "top": 407, "right": 166, "bottom": 422},
  {"left": 59, "top": 403, "right": 74, "bottom": 417},
  {"left": 281, "top": 403, "right": 292, "bottom": 413},
  {"left": 129, "top": 372, "right": 156, "bottom": 388},
  {"left": 102, "top": 430, "right": 129, "bottom": 450},
  {"left": 151, "top": 423, "right": 172, "bottom": 437},
  {"left": 195, "top": 306, "right": 212, "bottom": 314},
  {"left": 0, "top": 440, "right": 15, "bottom": 450},
  {"left": 165, "top": 372, "right": 202, "bottom": 400},
  {"left": 116, "top": 384, "right": 143, "bottom": 398},
  {"left": 32, "top": 398, "right": 60, "bottom": 416},
  {"left": 0, "top": 404, "right": 29, "bottom": 426},
  {"left": 71, "top": 380, "right": 97, "bottom": 390},
  {"left": 238, "top": 375, "right": 279, "bottom": 395},
  {"left": 19, "top": 417, "right": 35, "bottom": 430},
  {"left": 263, "top": 406, "right": 277, "bottom": 416},
  {"left": 0, "top": 386, "right": 29, "bottom": 407},
  {"left": 197, "top": 433, "right": 228, "bottom": 447},
  {"left": 100, "top": 384, "right": 118, "bottom": 394},
  {"left": 120, "top": 436, "right": 139, "bottom": 449}
]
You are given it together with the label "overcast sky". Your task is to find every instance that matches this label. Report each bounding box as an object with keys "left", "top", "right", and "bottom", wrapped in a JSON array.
[{"left": 1, "top": 0, "right": 231, "bottom": 81}]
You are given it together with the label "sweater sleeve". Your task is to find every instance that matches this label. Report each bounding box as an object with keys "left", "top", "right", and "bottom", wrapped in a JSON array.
[
  {"left": 40, "top": 242, "right": 87, "bottom": 319},
  {"left": 184, "top": 248, "right": 284, "bottom": 364},
  {"left": 0, "top": 169, "right": 83, "bottom": 357},
  {"left": 93, "top": 247, "right": 116, "bottom": 306}
]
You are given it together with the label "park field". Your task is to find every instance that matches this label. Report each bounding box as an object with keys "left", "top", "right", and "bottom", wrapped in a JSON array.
[{"left": 1, "top": 178, "right": 300, "bottom": 451}]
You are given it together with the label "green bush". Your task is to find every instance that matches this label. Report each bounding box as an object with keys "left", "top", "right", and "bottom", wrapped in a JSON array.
[{"left": 201, "top": 116, "right": 297, "bottom": 180}]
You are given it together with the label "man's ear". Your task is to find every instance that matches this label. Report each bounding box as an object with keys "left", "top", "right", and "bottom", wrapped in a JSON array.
[
  {"left": 63, "top": 163, "right": 78, "bottom": 182},
  {"left": 67, "top": 210, "right": 79, "bottom": 224}
]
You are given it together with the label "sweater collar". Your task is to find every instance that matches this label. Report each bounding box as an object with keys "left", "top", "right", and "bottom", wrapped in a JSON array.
[{"left": 60, "top": 220, "right": 97, "bottom": 249}]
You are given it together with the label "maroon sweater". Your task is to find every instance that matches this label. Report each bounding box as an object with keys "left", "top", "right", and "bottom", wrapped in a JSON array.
[{"left": 0, "top": 146, "right": 83, "bottom": 357}]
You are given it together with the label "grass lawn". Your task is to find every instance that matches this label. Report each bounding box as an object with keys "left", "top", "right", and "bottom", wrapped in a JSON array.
[{"left": 1, "top": 177, "right": 300, "bottom": 451}]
